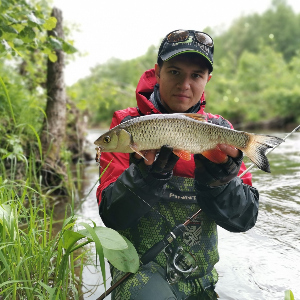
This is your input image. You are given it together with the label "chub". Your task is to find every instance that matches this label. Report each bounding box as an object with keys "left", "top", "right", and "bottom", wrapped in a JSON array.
[{"left": 94, "top": 113, "right": 283, "bottom": 173}]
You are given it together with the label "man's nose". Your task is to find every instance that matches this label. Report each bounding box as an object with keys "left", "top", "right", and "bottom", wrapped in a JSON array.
[{"left": 177, "top": 76, "right": 190, "bottom": 90}]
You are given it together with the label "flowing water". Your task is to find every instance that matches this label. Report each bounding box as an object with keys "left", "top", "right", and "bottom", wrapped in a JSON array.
[{"left": 78, "top": 129, "right": 300, "bottom": 300}]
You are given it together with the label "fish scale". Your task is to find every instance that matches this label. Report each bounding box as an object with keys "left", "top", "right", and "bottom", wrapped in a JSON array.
[
  {"left": 122, "top": 115, "right": 248, "bottom": 153},
  {"left": 94, "top": 113, "right": 284, "bottom": 173}
]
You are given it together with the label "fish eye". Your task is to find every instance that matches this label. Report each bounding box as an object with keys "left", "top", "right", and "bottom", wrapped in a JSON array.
[{"left": 103, "top": 136, "right": 111, "bottom": 143}]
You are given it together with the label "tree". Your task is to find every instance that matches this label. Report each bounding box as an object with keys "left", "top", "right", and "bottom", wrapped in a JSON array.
[
  {"left": 69, "top": 44, "right": 157, "bottom": 126},
  {"left": 0, "top": 0, "right": 79, "bottom": 190},
  {"left": 40, "top": 7, "right": 67, "bottom": 172}
]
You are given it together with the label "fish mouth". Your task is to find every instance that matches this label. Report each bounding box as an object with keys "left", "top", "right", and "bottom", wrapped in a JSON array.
[{"left": 94, "top": 139, "right": 102, "bottom": 147}]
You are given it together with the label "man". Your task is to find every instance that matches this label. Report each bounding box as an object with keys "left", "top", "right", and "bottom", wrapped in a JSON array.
[{"left": 97, "top": 29, "right": 259, "bottom": 300}]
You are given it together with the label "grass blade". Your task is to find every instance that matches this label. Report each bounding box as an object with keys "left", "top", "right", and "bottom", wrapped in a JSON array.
[{"left": 0, "top": 76, "right": 16, "bottom": 126}]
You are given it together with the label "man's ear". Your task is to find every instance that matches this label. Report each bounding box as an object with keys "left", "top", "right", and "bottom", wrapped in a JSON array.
[
  {"left": 207, "top": 73, "right": 212, "bottom": 83},
  {"left": 155, "top": 64, "right": 160, "bottom": 82}
]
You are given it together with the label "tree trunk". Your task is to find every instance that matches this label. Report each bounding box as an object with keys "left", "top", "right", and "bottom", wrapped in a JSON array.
[
  {"left": 41, "top": 7, "right": 66, "bottom": 170},
  {"left": 39, "top": 7, "right": 67, "bottom": 189}
]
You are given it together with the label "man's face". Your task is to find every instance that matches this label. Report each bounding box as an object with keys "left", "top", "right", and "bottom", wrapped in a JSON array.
[{"left": 155, "top": 54, "right": 212, "bottom": 113}]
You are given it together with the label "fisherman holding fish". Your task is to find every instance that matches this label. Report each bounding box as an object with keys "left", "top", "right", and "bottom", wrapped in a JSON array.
[{"left": 95, "top": 30, "right": 280, "bottom": 300}]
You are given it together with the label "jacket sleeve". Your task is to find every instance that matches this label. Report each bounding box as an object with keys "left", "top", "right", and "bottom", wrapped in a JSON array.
[
  {"left": 195, "top": 113, "right": 259, "bottom": 232},
  {"left": 99, "top": 162, "right": 171, "bottom": 230},
  {"left": 195, "top": 177, "right": 259, "bottom": 232}
]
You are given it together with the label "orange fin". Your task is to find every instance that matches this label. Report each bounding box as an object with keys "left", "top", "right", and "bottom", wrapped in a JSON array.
[
  {"left": 183, "top": 113, "right": 206, "bottom": 122},
  {"left": 130, "top": 145, "right": 148, "bottom": 161},
  {"left": 201, "top": 148, "right": 228, "bottom": 164},
  {"left": 173, "top": 149, "right": 191, "bottom": 161}
]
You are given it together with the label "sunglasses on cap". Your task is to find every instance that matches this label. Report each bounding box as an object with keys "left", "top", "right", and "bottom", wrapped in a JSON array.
[{"left": 166, "top": 30, "right": 214, "bottom": 48}]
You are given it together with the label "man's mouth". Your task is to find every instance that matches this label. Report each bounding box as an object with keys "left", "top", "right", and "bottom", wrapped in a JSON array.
[{"left": 174, "top": 94, "right": 190, "bottom": 100}]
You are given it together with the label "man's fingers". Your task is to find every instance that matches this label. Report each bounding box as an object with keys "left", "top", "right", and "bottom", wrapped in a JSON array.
[
  {"left": 218, "top": 144, "right": 239, "bottom": 158},
  {"left": 134, "top": 150, "right": 157, "bottom": 165},
  {"left": 144, "top": 150, "right": 157, "bottom": 165}
]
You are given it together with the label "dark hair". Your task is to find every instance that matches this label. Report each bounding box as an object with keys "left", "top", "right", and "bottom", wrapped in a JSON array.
[{"left": 157, "top": 57, "right": 164, "bottom": 68}]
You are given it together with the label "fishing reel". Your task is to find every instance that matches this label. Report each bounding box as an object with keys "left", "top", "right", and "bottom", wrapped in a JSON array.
[{"left": 164, "top": 245, "right": 198, "bottom": 284}]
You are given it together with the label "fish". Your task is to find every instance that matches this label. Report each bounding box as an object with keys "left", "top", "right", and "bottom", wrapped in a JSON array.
[{"left": 94, "top": 113, "right": 284, "bottom": 173}]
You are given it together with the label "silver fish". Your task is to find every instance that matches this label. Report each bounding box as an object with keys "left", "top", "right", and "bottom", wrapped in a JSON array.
[{"left": 94, "top": 113, "right": 283, "bottom": 172}]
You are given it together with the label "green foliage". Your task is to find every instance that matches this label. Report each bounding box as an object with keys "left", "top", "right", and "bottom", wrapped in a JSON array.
[
  {"left": 284, "top": 290, "right": 295, "bottom": 300},
  {"left": 0, "top": 174, "right": 139, "bottom": 298},
  {"left": 0, "top": 181, "right": 80, "bottom": 299},
  {"left": 69, "top": 45, "right": 157, "bottom": 125},
  {"left": 205, "top": 43, "right": 300, "bottom": 124},
  {"left": 211, "top": 0, "right": 300, "bottom": 63},
  {"left": 0, "top": 0, "right": 78, "bottom": 182},
  {"left": 0, "top": 71, "right": 46, "bottom": 169},
  {"left": 0, "top": 0, "right": 76, "bottom": 60},
  {"left": 0, "top": 1, "right": 140, "bottom": 298}
]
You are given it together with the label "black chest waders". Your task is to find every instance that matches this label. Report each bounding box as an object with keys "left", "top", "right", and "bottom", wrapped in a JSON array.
[{"left": 96, "top": 209, "right": 202, "bottom": 300}]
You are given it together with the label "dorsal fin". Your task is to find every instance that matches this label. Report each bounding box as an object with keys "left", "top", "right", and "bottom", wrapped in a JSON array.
[{"left": 183, "top": 113, "right": 206, "bottom": 122}]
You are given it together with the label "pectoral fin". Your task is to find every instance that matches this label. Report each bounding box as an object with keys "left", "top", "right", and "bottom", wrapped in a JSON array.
[
  {"left": 173, "top": 149, "right": 191, "bottom": 161},
  {"left": 130, "top": 144, "right": 148, "bottom": 161},
  {"left": 201, "top": 147, "right": 228, "bottom": 164}
]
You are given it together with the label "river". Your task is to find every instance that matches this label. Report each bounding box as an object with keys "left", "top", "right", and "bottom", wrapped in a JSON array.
[{"left": 78, "top": 129, "right": 300, "bottom": 300}]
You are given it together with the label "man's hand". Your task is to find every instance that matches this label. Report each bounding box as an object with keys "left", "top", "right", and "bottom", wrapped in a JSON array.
[
  {"left": 201, "top": 144, "right": 240, "bottom": 164},
  {"left": 134, "top": 150, "right": 158, "bottom": 165},
  {"left": 218, "top": 144, "right": 240, "bottom": 160},
  {"left": 194, "top": 145, "right": 243, "bottom": 188},
  {"left": 131, "top": 145, "right": 179, "bottom": 179}
]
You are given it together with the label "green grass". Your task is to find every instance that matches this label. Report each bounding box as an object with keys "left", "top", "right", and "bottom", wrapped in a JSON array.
[
  {"left": 0, "top": 167, "right": 139, "bottom": 299},
  {"left": 0, "top": 176, "right": 87, "bottom": 299},
  {"left": 0, "top": 74, "right": 88, "bottom": 298}
]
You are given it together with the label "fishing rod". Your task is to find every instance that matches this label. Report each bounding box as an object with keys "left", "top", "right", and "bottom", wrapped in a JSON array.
[
  {"left": 239, "top": 124, "right": 300, "bottom": 178},
  {"left": 96, "top": 208, "right": 202, "bottom": 300}
]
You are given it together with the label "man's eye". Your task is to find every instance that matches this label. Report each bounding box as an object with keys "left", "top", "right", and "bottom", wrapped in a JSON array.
[
  {"left": 193, "top": 73, "right": 201, "bottom": 78},
  {"left": 170, "top": 70, "right": 179, "bottom": 75}
]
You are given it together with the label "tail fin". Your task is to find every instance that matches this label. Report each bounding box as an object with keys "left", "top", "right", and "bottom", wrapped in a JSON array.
[{"left": 243, "top": 134, "right": 284, "bottom": 173}]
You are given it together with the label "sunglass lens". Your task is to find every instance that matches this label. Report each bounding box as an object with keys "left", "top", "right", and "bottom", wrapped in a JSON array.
[
  {"left": 167, "top": 30, "right": 189, "bottom": 43},
  {"left": 195, "top": 32, "right": 213, "bottom": 47}
]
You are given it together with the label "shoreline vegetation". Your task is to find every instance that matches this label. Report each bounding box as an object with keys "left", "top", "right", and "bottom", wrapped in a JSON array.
[
  {"left": 0, "top": 0, "right": 299, "bottom": 298},
  {"left": 0, "top": 3, "right": 136, "bottom": 298}
]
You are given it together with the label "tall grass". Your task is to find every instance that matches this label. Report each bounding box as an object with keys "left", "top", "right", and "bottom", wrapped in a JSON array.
[
  {"left": 0, "top": 156, "right": 138, "bottom": 299},
  {"left": 0, "top": 173, "right": 88, "bottom": 299},
  {"left": 0, "top": 75, "right": 89, "bottom": 299}
]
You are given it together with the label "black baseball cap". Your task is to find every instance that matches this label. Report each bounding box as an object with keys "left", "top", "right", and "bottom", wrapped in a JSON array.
[{"left": 157, "top": 29, "right": 214, "bottom": 72}]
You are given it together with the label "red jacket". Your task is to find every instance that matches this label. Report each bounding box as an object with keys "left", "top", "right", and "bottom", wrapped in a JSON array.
[{"left": 96, "top": 69, "right": 252, "bottom": 204}]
